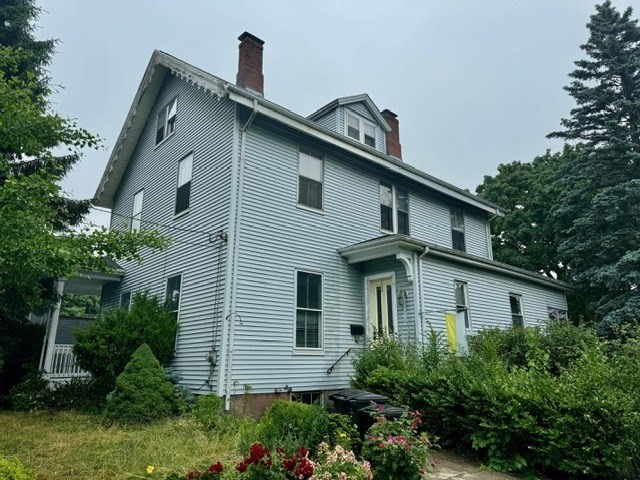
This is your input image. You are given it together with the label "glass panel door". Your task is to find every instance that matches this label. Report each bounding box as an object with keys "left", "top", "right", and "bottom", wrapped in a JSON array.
[{"left": 367, "top": 276, "right": 395, "bottom": 338}]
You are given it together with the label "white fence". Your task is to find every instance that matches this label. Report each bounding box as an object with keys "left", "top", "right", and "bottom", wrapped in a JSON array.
[{"left": 47, "top": 344, "right": 89, "bottom": 378}]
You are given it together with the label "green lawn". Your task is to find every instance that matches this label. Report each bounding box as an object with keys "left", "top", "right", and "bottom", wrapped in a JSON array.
[{"left": 0, "top": 411, "right": 241, "bottom": 479}]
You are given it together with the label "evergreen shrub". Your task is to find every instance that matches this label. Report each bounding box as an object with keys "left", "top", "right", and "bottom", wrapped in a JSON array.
[{"left": 103, "top": 343, "right": 175, "bottom": 424}]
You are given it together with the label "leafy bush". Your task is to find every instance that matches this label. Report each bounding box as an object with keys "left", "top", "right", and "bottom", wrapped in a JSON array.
[
  {"left": 362, "top": 409, "right": 434, "bottom": 480},
  {"left": 254, "top": 400, "right": 329, "bottom": 452},
  {"left": 73, "top": 292, "right": 177, "bottom": 390},
  {"left": 8, "top": 372, "right": 51, "bottom": 411},
  {"left": 191, "top": 394, "right": 225, "bottom": 430},
  {"left": 325, "top": 412, "right": 361, "bottom": 453},
  {"left": 353, "top": 327, "right": 640, "bottom": 479},
  {"left": 0, "top": 456, "right": 34, "bottom": 480},
  {"left": 103, "top": 343, "right": 176, "bottom": 424},
  {"left": 49, "top": 376, "right": 106, "bottom": 412},
  {"left": 0, "top": 317, "right": 44, "bottom": 401}
]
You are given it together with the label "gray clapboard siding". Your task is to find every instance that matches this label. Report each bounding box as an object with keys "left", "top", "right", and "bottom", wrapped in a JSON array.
[
  {"left": 102, "top": 73, "right": 235, "bottom": 392},
  {"left": 420, "top": 256, "right": 567, "bottom": 335},
  {"left": 312, "top": 110, "right": 337, "bottom": 132}
]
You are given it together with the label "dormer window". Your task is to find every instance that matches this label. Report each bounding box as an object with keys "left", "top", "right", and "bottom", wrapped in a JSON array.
[
  {"left": 156, "top": 97, "right": 177, "bottom": 145},
  {"left": 346, "top": 112, "right": 377, "bottom": 148}
]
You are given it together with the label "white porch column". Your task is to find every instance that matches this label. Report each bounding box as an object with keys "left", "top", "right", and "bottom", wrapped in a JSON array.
[{"left": 42, "top": 279, "right": 65, "bottom": 373}]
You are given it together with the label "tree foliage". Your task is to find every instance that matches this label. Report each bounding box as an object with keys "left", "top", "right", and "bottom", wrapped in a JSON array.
[
  {"left": 548, "top": 1, "right": 640, "bottom": 332},
  {"left": 0, "top": 2, "right": 167, "bottom": 323},
  {"left": 478, "top": 2, "right": 640, "bottom": 330}
]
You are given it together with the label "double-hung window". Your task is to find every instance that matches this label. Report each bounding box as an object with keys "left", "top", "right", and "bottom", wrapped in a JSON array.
[
  {"left": 175, "top": 153, "right": 193, "bottom": 215},
  {"left": 450, "top": 208, "right": 466, "bottom": 252},
  {"left": 509, "top": 294, "right": 524, "bottom": 327},
  {"left": 454, "top": 281, "right": 471, "bottom": 329},
  {"left": 380, "top": 182, "right": 409, "bottom": 234},
  {"left": 346, "top": 112, "right": 377, "bottom": 148},
  {"left": 295, "top": 271, "right": 322, "bottom": 349},
  {"left": 131, "top": 189, "right": 144, "bottom": 232},
  {"left": 156, "top": 97, "right": 177, "bottom": 145},
  {"left": 298, "top": 150, "right": 323, "bottom": 211},
  {"left": 165, "top": 275, "right": 182, "bottom": 322}
]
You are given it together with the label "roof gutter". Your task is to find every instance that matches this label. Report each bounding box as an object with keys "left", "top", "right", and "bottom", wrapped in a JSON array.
[{"left": 225, "top": 84, "right": 505, "bottom": 217}]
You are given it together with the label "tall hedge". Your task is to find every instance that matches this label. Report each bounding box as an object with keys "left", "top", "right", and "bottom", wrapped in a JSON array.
[{"left": 103, "top": 343, "right": 175, "bottom": 423}]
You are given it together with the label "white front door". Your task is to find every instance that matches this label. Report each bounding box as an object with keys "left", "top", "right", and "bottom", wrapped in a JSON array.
[{"left": 366, "top": 274, "right": 397, "bottom": 338}]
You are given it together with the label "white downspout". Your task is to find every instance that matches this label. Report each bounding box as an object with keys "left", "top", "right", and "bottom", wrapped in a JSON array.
[
  {"left": 223, "top": 99, "right": 258, "bottom": 410},
  {"left": 417, "top": 247, "right": 429, "bottom": 340},
  {"left": 42, "top": 279, "right": 65, "bottom": 374}
]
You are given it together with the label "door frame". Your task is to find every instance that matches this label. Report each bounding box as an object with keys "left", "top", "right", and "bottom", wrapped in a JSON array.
[{"left": 363, "top": 271, "right": 399, "bottom": 339}]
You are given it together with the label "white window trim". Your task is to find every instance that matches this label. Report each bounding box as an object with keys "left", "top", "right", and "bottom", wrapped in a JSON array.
[
  {"left": 548, "top": 306, "right": 568, "bottom": 321},
  {"left": 380, "top": 183, "right": 410, "bottom": 235},
  {"left": 154, "top": 96, "right": 178, "bottom": 148},
  {"left": 363, "top": 272, "right": 399, "bottom": 339},
  {"left": 453, "top": 280, "right": 472, "bottom": 331},
  {"left": 173, "top": 152, "right": 193, "bottom": 218},
  {"left": 345, "top": 110, "right": 378, "bottom": 148},
  {"left": 509, "top": 293, "right": 525, "bottom": 327},
  {"left": 292, "top": 269, "right": 324, "bottom": 354},
  {"left": 296, "top": 147, "right": 325, "bottom": 214},
  {"left": 131, "top": 189, "right": 144, "bottom": 233}
]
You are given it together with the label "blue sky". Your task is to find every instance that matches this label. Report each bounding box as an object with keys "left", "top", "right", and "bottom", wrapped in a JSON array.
[{"left": 37, "top": 0, "right": 634, "bottom": 225}]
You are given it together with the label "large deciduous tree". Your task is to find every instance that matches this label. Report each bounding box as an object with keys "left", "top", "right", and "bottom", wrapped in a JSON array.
[
  {"left": 0, "top": 1, "right": 167, "bottom": 393},
  {"left": 548, "top": 1, "right": 640, "bottom": 333}
]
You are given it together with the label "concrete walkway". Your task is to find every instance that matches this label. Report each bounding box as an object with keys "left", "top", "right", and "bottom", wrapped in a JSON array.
[{"left": 431, "top": 450, "right": 522, "bottom": 480}]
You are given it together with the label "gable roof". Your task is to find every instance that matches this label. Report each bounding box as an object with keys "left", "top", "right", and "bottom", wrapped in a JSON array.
[
  {"left": 307, "top": 94, "right": 392, "bottom": 132},
  {"left": 94, "top": 52, "right": 505, "bottom": 217}
]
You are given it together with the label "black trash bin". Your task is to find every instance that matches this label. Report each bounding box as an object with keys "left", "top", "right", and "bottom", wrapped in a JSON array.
[
  {"left": 357, "top": 404, "right": 407, "bottom": 439},
  {"left": 329, "top": 389, "right": 389, "bottom": 421}
]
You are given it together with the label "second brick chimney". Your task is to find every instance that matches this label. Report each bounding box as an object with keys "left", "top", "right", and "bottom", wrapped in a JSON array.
[
  {"left": 381, "top": 109, "right": 402, "bottom": 160},
  {"left": 236, "top": 32, "right": 265, "bottom": 95}
]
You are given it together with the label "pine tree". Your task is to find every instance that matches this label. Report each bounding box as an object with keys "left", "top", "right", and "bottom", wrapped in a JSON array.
[{"left": 548, "top": 1, "right": 640, "bottom": 332}]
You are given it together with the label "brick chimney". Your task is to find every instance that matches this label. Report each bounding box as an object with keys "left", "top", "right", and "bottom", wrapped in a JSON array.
[
  {"left": 381, "top": 109, "right": 402, "bottom": 160},
  {"left": 236, "top": 32, "right": 265, "bottom": 95}
]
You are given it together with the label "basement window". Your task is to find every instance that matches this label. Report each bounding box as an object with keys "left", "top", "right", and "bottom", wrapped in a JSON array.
[
  {"left": 156, "top": 97, "right": 177, "bottom": 145},
  {"left": 291, "top": 391, "right": 323, "bottom": 405}
]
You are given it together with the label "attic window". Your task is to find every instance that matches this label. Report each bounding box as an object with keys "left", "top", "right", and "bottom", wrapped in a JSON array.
[
  {"left": 346, "top": 112, "right": 377, "bottom": 148},
  {"left": 156, "top": 97, "right": 177, "bottom": 145}
]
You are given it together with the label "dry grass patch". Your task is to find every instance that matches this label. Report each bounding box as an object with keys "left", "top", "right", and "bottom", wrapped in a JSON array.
[{"left": 0, "top": 411, "right": 243, "bottom": 479}]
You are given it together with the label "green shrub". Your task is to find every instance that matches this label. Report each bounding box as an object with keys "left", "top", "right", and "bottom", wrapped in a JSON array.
[
  {"left": 73, "top": 292, "right": 178, "bottom": 390},
  {"left": 191, "top": 394, "right": 225, "bottom": 430},
  {"left": 254, "top": 400, "right": 329, "bottom": 452},
  {"left": 0, "top": 317, "right": 45, "bottom": 400},
  {"left": 352, "top": 337, "right": 422, "bottom": 389},
  {"left": 354, "top": 323, "right": 640, "bottom": 479},
  {"left": 325, "top": 412, "right": 361, "bottom": 453},
  {"left": 49, "top": 376, "right": 105, "bottom": 413},
  {"left": 8, "top": 372, "right": 51, "bottom": 411},
  {"left": 164, "top": 367, "right": 195, "bottom": 415},
  {"left": 103, "top": 343, "right": 176, "bottom": 424},
  {"left": 0, "top": 456, "right": 34, "bottom": 480}
]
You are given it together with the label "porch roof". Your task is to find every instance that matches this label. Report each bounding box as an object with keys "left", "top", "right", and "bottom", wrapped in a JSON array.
[
  {"left": 63, "top": 259, "right": 125, "bottom": 296},
  {"left": 337, "top": 235, "right": 571, "bottom": 292}
]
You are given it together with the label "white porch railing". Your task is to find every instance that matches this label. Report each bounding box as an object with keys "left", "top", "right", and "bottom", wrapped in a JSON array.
[{"left": 47, "top": 344, "right": 89, "bottom": 378}]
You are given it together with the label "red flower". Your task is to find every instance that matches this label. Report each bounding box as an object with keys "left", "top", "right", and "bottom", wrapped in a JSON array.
[
  {"left": 186, "top": 471, "right": 200, "bottom": 479},
  {"left": 208, "top": 462, "right": 223, "bottom": 473},
  {"left": 282, "top": 458, "right": 297, "bottom": 471},
  {"left": 235, "top": 461, "right": 248, "bottom": 473},
  {"left": 248, "top": 442, "right": 270, "bottom": 464},
  {"left": 294, "top": 457, "right": 314, "bottom": 478},
  {"left": 296, "top": 446, "right": 308, "bottom": 458}
]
